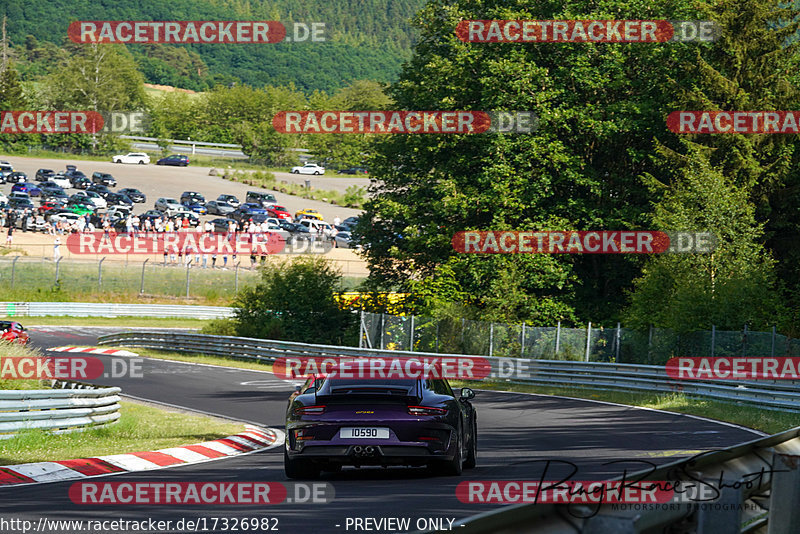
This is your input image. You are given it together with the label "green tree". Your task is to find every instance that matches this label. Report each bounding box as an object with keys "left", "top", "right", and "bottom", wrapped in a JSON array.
[
  {"left": 625, "top": 151, "right": 782, "bottom": 332},
  {"left": 0, "top": 60, "right": 25, "bottom": 109},
  {"left": 231, "top": 256, "right": 357, "bottom": 345}
]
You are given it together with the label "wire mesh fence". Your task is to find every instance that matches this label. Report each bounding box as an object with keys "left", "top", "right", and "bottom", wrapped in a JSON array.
[
  {"left": 359, "top": 312, "right": 799, "bottom": 364},
  {"left": 0, "top": 256, "right": 261, "bottom": 300}
]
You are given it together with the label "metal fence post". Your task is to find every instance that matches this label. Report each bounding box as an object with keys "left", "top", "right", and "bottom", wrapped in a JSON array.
[
  {"left": 742, "top": 323, "right": 748, "bottom": 357},
  {"left": 585, "top": 322, "right": 592, "bottom": 362},
  {"left": 489, "top": 323, "right": 494, "bottom": 357},
  {"left": 10, "top": 256, "right": 19, "bottom": 289},
  {"left": 771, "top": 325, "right": 776, "bottom": 357},
  {"left": 768, "top": 452, "right": 800, "bottom": 534},
  {"left": 615, "top": 322, "right": 621, "bottom": 361},
  {"left": 234, "top": 262, "right": 240, "bottom": 292},
  {"left": 379, "top": 313, "right": 385, "bottom": 350},
  {"left": 140, "top": 259, "right": 148, "bottom": 294},
  {"left": 185, "top": 262, "right": 190, "bottom": 298},
  {"left": 555, "top": 321, "right": 561, "bottom": 355},
  {"left": 521, "top": 322, "right": 526, "bottom": 357},
  {"left": 54, "top": 257, "right": 62, "bottom": 286},
  {"left": 98, "top": 257, "right": 105, "bottom": 289},
  {"left": 711, "top": 324, "right": 716, "bottom": 357},
  {"left": 359, "top": 310, "right": 364, "bottom": 348},
  {"left": 409, "top": 315, "right": 415, "bottom": 351}
]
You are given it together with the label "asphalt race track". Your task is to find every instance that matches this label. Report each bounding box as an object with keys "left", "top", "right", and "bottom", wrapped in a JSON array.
[{"left": 0, "top": 327, "right": 764, "bottom": 534}]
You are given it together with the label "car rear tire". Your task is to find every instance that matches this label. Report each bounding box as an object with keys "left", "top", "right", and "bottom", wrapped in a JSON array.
[
  {"left": 434, "top": 436, "right": 463, "bottom": 476},
  {"left": 114, "top": 160, "right": 121, "bottom": 163},
  {"left": 314, "top": 171, "right": 321, "bottom": 175},
  {"left": 464, "top": 420, "right": 477, "bottom": 469},
  {"left": 138, "top": 160, "right": 145, "bottom": 165},
  {"left": 284, "top": 449, "right": 320, "bottom": 480}
]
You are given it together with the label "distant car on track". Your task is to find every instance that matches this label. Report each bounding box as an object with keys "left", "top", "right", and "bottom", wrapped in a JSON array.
[
  {"left": 156, "top": 154, "right": 189, "bottom": 166},
  {"left": 112, "top": 152, "right": 150, "bottom": 165},
  {"left": 291, "top": 163, "right": 325, "bottom": 175},
  {"left": 0, "top": 321, "right": 29, "bottom": 345},
  {"left": 284, "top": 370, "right": 477, "bottom": 478}
]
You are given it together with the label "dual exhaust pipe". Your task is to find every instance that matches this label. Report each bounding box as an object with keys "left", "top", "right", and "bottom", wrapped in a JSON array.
[{"left": 353, "top": 446, "right": 376, "bottom": 457}]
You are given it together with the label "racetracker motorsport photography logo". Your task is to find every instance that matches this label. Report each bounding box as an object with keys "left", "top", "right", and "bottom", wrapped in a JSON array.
[
  {"left": 451, "top": 231, "right": 717, "bottom": 254},
  {"left": 455, "top": 20, "right": 720, "bottom": 43},
  {"left": 273, "top": 111, "right": 537, "bottom": 134}
]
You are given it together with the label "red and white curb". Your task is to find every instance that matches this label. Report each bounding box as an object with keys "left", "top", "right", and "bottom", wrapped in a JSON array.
[
  {"left": 47, "top": 346, "right": 139, "bottom": 357},
  {"left": 0, "top": 425, "right": 282, "bottom": 487}
]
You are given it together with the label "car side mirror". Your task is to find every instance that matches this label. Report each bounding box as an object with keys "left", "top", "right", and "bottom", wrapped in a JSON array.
[{"left": 460, "top": 388, "right": 475, "bottom": 401}]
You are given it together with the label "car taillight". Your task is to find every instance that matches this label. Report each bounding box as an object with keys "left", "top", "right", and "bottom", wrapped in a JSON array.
[
  {"left": 408, "top": 406, "right": 448, "bottom": 416},
  {"left": 293, "top": 405, "right": 326, "bottom": 416}
]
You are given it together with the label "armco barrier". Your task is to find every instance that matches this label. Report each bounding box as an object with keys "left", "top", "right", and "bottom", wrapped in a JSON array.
[
  {"left": 436, "top": 426, "right": 800, "bottom": 534},
  {"left": 96, "top": 332, "right": 800, "bottom": 412},
  {"left": 1, "top": 302, "right": 235, "bottom": 320},
  {"left": 0, "top": 381, "right": 121, "bottom": 438}
]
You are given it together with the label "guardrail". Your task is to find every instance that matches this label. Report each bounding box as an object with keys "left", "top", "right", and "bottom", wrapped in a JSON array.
[
  {"left": 0, "top": 381, "right": 121, "bottom": 438},
  {"left": 442, "top": 425, "right": 800, "bottom": 534},
  {"left": 1, "top": 302, "right": 235, "bottom": 320},
  {"left": 96, "top": 332, "right": 800, "bottom": 412}
]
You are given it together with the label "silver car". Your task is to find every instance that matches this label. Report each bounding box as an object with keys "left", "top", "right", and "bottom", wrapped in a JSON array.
[{"left": 206, "top": 200, "right": 236, "bottom": 215}]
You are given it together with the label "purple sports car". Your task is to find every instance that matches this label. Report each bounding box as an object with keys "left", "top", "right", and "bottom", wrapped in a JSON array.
[{"left": 284, "top": 374, "right": 477, "bottom": 478}]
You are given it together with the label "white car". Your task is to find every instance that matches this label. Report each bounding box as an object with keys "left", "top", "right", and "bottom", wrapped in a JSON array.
[
  {"left": 51, "top": 173, "right": 72, "bottom": 189},
  {"left": 155, "top": 197, "right": 183, "bottom": 214},
  {"left": 112, "top": 152, "right": 150, "bottom": 165},
  {"left": 291, "top": 163, "right": 325, "bottom": 175},
  {"left": 48, "top": 212, "right": 82, "bottom": 225},
  {"left": 72, "top": 190, "right": 107, "bottom": 209}
]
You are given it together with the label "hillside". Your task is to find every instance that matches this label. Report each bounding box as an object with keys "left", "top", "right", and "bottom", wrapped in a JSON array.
[{"left": 1, "top": 0, "right": 425, "bottom": 93}]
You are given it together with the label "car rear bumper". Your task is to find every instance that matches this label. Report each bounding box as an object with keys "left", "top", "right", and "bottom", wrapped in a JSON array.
[{"left": 286, "top": 443, "right": 455, "bottom": 467}]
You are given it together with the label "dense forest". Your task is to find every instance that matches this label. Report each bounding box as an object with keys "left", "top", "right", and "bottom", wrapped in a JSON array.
[{"left": 1, "top": 0, "right": 423, "bottom": 92}]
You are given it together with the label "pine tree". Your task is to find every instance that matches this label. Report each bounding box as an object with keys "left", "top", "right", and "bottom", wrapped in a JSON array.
[{"left": 0, "top": 61, "right": 26, "bottom": 110}]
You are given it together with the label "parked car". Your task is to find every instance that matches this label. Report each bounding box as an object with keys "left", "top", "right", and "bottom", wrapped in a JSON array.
[
  {"left": 48, "top": 211, "right": 83, "bottom": 225},
  {"left": 245, "top": 191, "right": 277, "bottom": 207},
  {"left": 0, "top": 164, "right": 14, "bottom": 183},
  {"left": 119, "top": 188, "right": 146, "bottom": 203},
  {"left": 34, "top": 169, "right": 54, "bottom": 181},
  {"left": 181, "top": 201, "right": 207, "bottom": 215},
  {"left": 203, "top": 201, "right": 232, "bottom": 216},
  {"left": 105, "top": 192, "right": 134, "bottom": 208},
  {"left": 231, "top": 203, "right": 267, "bottom": 223},
  {"left": 5, "top": 171, "right": 27, "bottom": 184},
  {"left": 67, "top": 202, "right": 95, "bottom": 216},
  {"left": 341, "top": 216, "right": 360, "bottom": 229},
  {"left": 112, "top": 152, "right": 150, "bottom": 164},
  {"left": 87, "top": 184, "right": 112, "bottom": 198},
  {"left": 210, "top": 218, "right": 237, "bottom": 233},
  {"left": 51, "top": 173, "right": 72, "bottom": 189},
  {"left": 299, "top": 219, "right": 334, "bottom": 237},
  {"left": 266, "top": 205, "right": 293, "bottom": 221},
  {"left": 8, "top": 191, "right": 30, "bottom": 201},
  {"left": 154, "top": 197, "right": 183, "bottom": 213},
  {"left": 91, "top": 172, "right": 117, "bottom": 187},
  {"left": 180, "top": 191, "right": 206, "bottom": 206},
  {"left": 70, "top": 191, "right": 107, "bottom": 209},
  {"left": 290, "top": 163, "right": 325, "bottom": 175},
  {"left": 65, "top": 169, "right": 88, "bottom": 184},
  {"left": 107, "top": 205, "right": 132, "bottom": 220},
  {"left": 168, "top": 210, "right": 201, "bottom": 227},
  {"left": 0, "top": 321, "right": 29, "bottom": 345},
  {"left": 156, "top": 154, "right": 189, "bottom": 166},
  {"left": 72, "top": 176, "right": 92, "bottom": 190},
  {"left": 295, "top": 208, "right": 324, "bottom": 221},
  {"left": 139, "top": 210, "right": 166, "bottom": 224},
  {"left": 9, "top": 198, "right": 35, "bottom": 211},
  {"left": 65, "top": 164, "right": 77, "bottom": 172},
  {"left": 216, "top": 194, "right": 240, "bottom": 207},
  {"left": 41, "top": 190, "right": 69, "bottom": 204},
  {"left": 337, "top": 166, "right": 369, "bottom": 175},
  {"left": 279, "top": 221, "right": 312, "bottom": 242},
  {"left": 38, "top": 200, "right": 66, "bottom": 214},
  {"left": 334, "top": 230, "right": 362, "bottom": 249},
  {"left": 12, "top": 182, "right": 42, "bottom": 197}
]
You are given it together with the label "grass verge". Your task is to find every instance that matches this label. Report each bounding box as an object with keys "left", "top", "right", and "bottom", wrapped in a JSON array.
[
  {"left": 453, "top": 379, "right": 797, "bottom": 435},
  {"left": 126, "top": 347, "right": 274, "bottom": 373},
  {"left": 0, "top": 400, "right": 245, "bottom": 465},
  {"left": 3, "top": 316, "right": 211, "bottom": 329}
]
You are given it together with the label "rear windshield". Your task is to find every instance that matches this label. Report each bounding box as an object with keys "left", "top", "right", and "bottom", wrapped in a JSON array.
[{"left": 319, "top": 379, "right": 418, "bottom": 396}]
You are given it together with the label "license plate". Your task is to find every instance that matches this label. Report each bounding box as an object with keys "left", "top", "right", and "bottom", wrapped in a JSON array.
[{"left": 340, "top": 427, "right": 389, "bottom": 439}]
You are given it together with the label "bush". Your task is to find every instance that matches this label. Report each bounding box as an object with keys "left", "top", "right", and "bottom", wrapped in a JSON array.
[{"left": 230, "top": 256, "right": 358, "bottom": 345}]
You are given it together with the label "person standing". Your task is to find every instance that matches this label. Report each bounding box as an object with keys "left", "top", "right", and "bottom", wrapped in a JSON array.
[{"left": 5, "top": 225, "right": 13, "bottom": 245}]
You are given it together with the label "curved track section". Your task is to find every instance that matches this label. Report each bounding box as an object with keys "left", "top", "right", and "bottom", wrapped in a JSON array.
[{"left": 0, "top": 326, "right": 762, "bottom": 533}]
